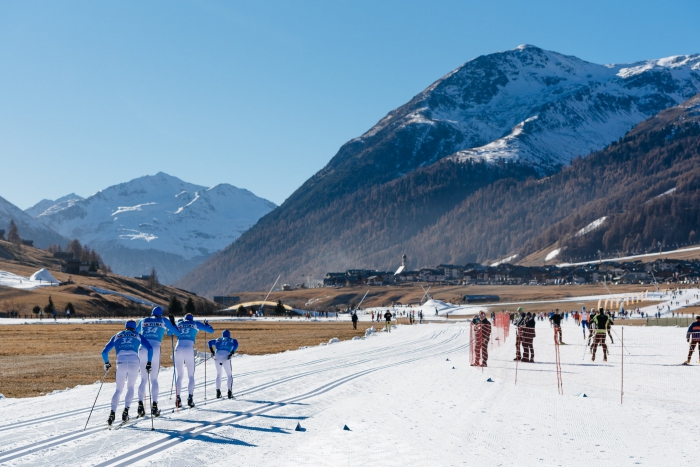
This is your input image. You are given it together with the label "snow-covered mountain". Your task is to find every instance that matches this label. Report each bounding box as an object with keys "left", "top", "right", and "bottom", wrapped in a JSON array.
[
  {"left": 38, "top": 173, "right": 276, "bottom": 284},
  {"left": 0, "top": 195, "right": 68, "bottom": 248},
  {"left": 25, "top": 193, "right": 84, "bottom": 218},
  {"left": 359, "top": 45, "right": 700, "bottom": 173},
  {"left": 178, "top": 45, "right": 700, "bottom": 294}
]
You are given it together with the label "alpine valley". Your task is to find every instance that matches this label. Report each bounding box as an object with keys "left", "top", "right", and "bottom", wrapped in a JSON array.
[
  {"left": 25, "top": 173, "right": 276, "bottom": 284},
  {"left": 177, "top": 45, "right": 700, "bottom": 296}
]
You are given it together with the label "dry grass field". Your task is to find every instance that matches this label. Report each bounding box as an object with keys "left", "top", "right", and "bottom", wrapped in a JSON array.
[{"left": 0, "top": 321, "right": 373, "bottom": 398}]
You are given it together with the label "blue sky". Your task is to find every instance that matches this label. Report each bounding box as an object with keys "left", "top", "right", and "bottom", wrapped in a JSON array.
[{"left": 1, "top": 0, "right": 699, "bottom": 209}]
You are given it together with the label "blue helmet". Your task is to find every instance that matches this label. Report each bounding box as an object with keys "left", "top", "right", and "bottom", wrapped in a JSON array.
[
  {"left": 223, "top": 329, "right": 230, "bottom": 338},
  {"left": 151, "top": 306, "right": 163, "bottom": 317},
  {"left": 125, "top": 320, "right": 137, "bottom": 330},
  {"left": 185, "top": 313, "right": 194, "bottom": 321}
]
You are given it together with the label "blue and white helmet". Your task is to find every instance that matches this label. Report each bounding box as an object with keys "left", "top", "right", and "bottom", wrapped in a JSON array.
[
  {"left": 125, "top": 320, "right": 137, "bottom": 330},
  {"left": 222, "top": 329, "right": 231, "bottom": 338},
  {"left": 185, "top": 313, "right": 194, "bottom": 321},
  {"left": 151, "top": 306, "right": 163, "bottom": 317}
]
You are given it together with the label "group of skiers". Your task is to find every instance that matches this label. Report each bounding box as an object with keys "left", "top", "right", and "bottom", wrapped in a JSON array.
[{"left": 101, "top": 306, "right": 238, "bottom": 426}]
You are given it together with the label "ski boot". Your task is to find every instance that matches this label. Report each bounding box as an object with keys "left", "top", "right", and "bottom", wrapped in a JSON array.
[
  {"left": 122, "top": 408, "right": 130, "bottom": 422},
  {"left": 107, "top": 411, "right": 115, "bottom": 426},
  {"left": 216, "top": 389, "right": 222, "bottom": 399},
  {"left": 227, "top": 390, "right": 233, "bottom": 400},
  {"left": 591, "top": 355, "right": 596, "bottom": 362},
  {"left": 175, "top": 395, "right": 182, "bottom": 408},
  {"left": 137, "top": 401, "right": 145, "bottom": 417},
  {"left": 151, "top": 401, "right": 160, "bottom": 417},
  {"left": 603, "top": 356, "right": 608, "bottom": 362},
  {"left": 187, "top": 394, "right": 195, "bottom": 408}
]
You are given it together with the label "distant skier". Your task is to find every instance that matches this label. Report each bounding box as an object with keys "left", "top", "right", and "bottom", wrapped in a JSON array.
[
  {"left": 419, "top": 310, "right": 423, "bottom": 324},
  {"left": 352, "top": 311, "right": 358, "bottom": 330},
  {"left": 513, "top": 308, "right": 526, "bottom": 361},
  {"left": 521, "top": 312, "right": 536, "bottom": 362},
  {"left": 168, "top": 313, "right": 214, "bottom": 408},
  {"left": 102, "top": 320, "right": 153, "bottom": 426},
  {"left": 581, "top": 308, "right": 590, "bottom": 339},
  {"left": 472, "top": 311, "right": 492, "bottom": 367},
  {"left": 684, "top": 316, "right": 700, "bottom": 364},
  {"left": 549, "top": 309, "right": 564, "bottom": 344},
  {"left": 134, "top": 306, "right": 181, "bottom": 417},
  {"left": 591, "top": 308, "right": 611, "bottom": 362},
  {"left": 208, "top": 330, "right": 239, "bottom": 399},
  {"left": 384, "top": 310, "right": 392, "bottom": 332},
  {"left": 52, "top": 309, "right": 57, "bottom": 321}
]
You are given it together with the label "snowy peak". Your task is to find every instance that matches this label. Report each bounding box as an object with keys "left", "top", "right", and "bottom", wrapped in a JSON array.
[
  {"left": 25, "top": 193, "right": 84, "bottom": 218},
  {"left": 348, "top": 45, "right": 700, "bottom": 177},
  {"left": 38, "top": 173, "right": 276, "bottom": 283}
]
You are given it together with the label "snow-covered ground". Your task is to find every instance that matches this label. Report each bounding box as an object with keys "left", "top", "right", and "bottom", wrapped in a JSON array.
[
  {"left": 0, "top": 320, "right": 698, "bottom": 466},
  {"left": 0, "top": 268, "right": 59, "bottom": 290}
]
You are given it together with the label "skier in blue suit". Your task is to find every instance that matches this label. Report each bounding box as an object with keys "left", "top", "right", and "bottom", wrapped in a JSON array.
[
  {"left": 102, "top": 320, "right": 153, "bottom": 426},
  {"left": 168, "top": 313, "right": 213, "bottom": 408},
  {"left": 135, "top": 306, "right": 181, "bottom": 417},
  {"left": 208, "top": 330, "right": 239, "bottom": 399}
]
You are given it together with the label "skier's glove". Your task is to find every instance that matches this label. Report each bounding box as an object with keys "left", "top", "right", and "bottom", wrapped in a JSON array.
[
  {"left": 210, "top": 349, "right": 215, "bottom": 358},
  {"left": 146, "top": 361, "right": 152, "bottom": 373},
  {"left": 227, "top": 351, "right": 234, "bottom": 360},
  {"left": 203, "top": 320, "right": 210, "bottom": 326},
  {"left": 104, "top": 362, "right": 111, "bottom": 371}
]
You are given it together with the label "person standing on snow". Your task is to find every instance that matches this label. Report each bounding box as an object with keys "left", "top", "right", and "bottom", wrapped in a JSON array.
[
  {"left": 521, "top": 312, "right": 536, "bottom": 362},
  {"left": 102, "top": 320, "right": 153, "bottom": 426},
  {"left": 591, "top": 308, "right": 611, "bottom": 362},
  {"left": 208, "top": 330, "right": 239, "bottom": 399},
  {"left": 352, "top": 311, "right": 358, "bottom": 330},
  {"left": 549, "top": 309, "right": 564, "bottom": 345},
  {"left": 513, "top": 308, "right": 526, "bottom": 361},
  {"left": 684, "top": 316, "right": 700, "bottom": 365},
  {"left": 384, "top": 310, "right": 393, "bottom": 332},
  {"left": 134, "top": 306, "right": 181, "bottom": 417},
  {"left": 472, "top": 311, "right": 492, "bottom": 367},
  {"left": 168, "top": 313, "right": 214, "bottom": 408}
]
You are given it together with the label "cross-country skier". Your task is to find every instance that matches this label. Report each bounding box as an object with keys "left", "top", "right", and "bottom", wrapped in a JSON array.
[
  {"left": 472, "top": 311, "right": 492, "bottom": 367},
  {"left": 549, "top": 309, "right": 564, "bottom": 344},
  {"left": 684, "top": 316, "right": 700, "bottom": 364},
  {"left": 168, "top": 313, "right": 214, "bottom": 408},
  {"left": 591, "top": 308, "right": 611, "bottom": 362},
  {"left": 513, "top": 308, "right": 526, "bottom": 361},
  {"left": 208, "top": 330, "right": 239, "bottom": 399},
  {"left": 102, "top": 320, "right": 153, "bottom": 426},
  {"left": 134, "top": 306, "right": 181, "bottom": 417},
  {"left": 521, "top": 312, "right": 536, "bottom": 362},
  {"left": 384, "top": 310, "right": 392, "bottom": 332},
  {"left": 581, "top": 308, "right": 590, "bottom": 339},
  {"left": 351, "top": 311, "right": 358, "bottom": 330}
]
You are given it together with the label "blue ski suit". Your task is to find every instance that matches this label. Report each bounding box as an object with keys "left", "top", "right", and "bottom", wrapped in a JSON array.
[
  {"left": 102, "top": 330, "right": 153, "bottom": 412},
  {"left": 168, "top": 319, "right": 214, "bottom": 397},
  {"left": 135, "top": 316, "right": 181, "bottom": 404}
]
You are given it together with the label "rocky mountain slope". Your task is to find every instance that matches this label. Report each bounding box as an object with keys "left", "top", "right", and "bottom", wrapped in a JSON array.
[
  {"left": 37, "top": 173, "right": 276, "bottom": 284},
  {"left": 179, "top": 45, "right": 700, "bottom": 295},
  {"left": 0, "top": 196, "right": 68, "bottom": 248}
]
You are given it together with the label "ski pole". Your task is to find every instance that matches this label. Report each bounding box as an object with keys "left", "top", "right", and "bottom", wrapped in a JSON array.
[
  {"left": 229, "top": 352, "right": 235, "bottom": 399},
  {"left": 84, "top": 368, "right": 109, "bottom": 431},
  {"left": 204, "top": 334, "right": 208, "bottom": 401},
  {"left": 147, "top": 367, "right": 154, "bottom": 431}
]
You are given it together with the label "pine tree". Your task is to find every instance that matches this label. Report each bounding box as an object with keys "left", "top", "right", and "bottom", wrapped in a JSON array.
[
  {"left": 148, "top": 267, "right": 160, "bottom": 292},
  {"left": 43, "top": 295, "right": 55, "bottom": 315},
  {"left": 185, "top": 297, "right": 195, "bottom": 314},
  {"left": 66, "top": 302, "right": 76, "bottom": 315},
  {"left": 7, "top": 220, "right": 21, "bottom": 245},
  {"left": 32, "top": 305, "right": 41, "bottom": 316},
  {"left": 168, "top": 296, "right": 183, "bottom": 316},
  {"left": 274, "top": 300, "right": 285, "bottom": 315}
]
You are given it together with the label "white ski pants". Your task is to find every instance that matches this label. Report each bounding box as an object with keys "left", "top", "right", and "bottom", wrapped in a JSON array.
[
  {"left": 138, "top": 344, "right": 161, "bottom": 403},
  {"left": 175, "top": 345, "right": 196, "bottom": 397},
  {"left": 214, "top": 356, "right": 233, "bottom": 391},
  {"left": 111, "top": 360, "right": 139, "bottom": 412}
]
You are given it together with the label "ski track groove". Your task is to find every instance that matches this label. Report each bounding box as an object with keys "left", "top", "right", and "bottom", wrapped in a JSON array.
[{"left": 0, "top": 326, "right": 466, "bottom": 464}]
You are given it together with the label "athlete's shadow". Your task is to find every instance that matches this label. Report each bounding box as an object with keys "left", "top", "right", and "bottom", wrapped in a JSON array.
[
  {"left": 239, "top": 399, "right": 308, "bottom": 406},
  {"left": 229, "top": 424, "right": 290, "bottom": 434},
  {"left": 150, "top": 426, "right": 257, "bottom": 447}
]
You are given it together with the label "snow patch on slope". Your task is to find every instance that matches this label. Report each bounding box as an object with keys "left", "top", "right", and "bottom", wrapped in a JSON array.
[
  {"left": 574, "top": 216, "right": 607, "bottom": 237},
  {"left": 545, "top": 248, "right": 561, "bottom": 261}
]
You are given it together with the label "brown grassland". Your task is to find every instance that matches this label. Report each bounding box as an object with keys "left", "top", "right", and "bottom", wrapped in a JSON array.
[{"left": 0, "top": 321, "right": 374, "bottom": 398}]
